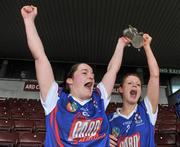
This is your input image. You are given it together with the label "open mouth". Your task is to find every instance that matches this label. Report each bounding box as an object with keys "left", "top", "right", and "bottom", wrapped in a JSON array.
[
  {"left": 130, "top": 90, "right": 137, "bottom": 98},
  {"left": 84, "top": 82, "right": 93, "bottom": 90}
]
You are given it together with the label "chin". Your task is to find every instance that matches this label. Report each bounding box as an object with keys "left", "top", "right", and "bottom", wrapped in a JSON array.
[
  {"left": 87, "top": 93, "right": 92, "bottom": 98},
  {"left": 128, "top": 99, "right": 138, "bottom": 105},
  {"left": 83, "top": 92, "right": 92, "bottom": 99}
]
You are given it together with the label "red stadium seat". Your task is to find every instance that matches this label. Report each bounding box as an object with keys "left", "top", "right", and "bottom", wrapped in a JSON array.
[
  {"left": 28, "top": 112, "right": 45, "bottom": 121},
  {"left": 13, "top": 120, "right": 35, "bottom": 133},
  {"left": 0, "top": 110, "right": 10, "bottom": 120},
  {"left": 176, "top": 121, "right": 180, "bottom": 133},
  {"left": 18, "top": 132, "right": 45, "bottom": 147},
  {"left": 158, "top": 124, "right": 176, "bottom": 134},
  {"left": 156, "top": 133, "right": 176, "bottom": 145},
  {"left": 0, "top": 132, "right": 18, "bottom": 146},
  {"left": 35, "top": 120, "right": 46, "bottom": 133},
  {"left": 176, "top": 134, "right": 180, "bottom": 146},
  {"left": 11, "top": 111, "right": 28, "bottom": 120},
  {"left": 0, "top": 119, "right": 13, "bottom": 132}
]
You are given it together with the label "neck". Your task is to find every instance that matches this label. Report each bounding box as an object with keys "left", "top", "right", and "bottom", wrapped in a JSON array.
[
  {"left": 120, "top": 102, "right": 137, "bottom": 116},
  {"left": 69, "top": 93, "right": 83, "bottom": 102}
]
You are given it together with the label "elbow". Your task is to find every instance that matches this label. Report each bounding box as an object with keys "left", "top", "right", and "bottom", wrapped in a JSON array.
[
  {"left": 151, "top": 66, "right": 160, "bottom": 78},
  {"left": 107, "top": 64, "right": 120, "bottom": 74},
  {"left": 153, "top": 71, "right": 159, "bottom": 78}
]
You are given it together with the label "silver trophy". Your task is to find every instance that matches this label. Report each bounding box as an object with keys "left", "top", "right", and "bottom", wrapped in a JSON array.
[{"left": 123, "top": 25, "right": 144, "bottom": 48}]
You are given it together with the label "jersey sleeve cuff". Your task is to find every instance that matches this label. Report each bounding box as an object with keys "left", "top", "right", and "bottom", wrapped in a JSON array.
[
  {"left": 40, "top": 81, "right": 59, "bottom": 115},
  {"left": 144, "top": 96, "right": 158, "bottom": 126},
  {"left": 97, "top": 82, "right": 110, "bottom": 110}
]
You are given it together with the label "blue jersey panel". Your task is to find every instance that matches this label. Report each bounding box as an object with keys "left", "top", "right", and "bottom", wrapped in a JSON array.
[
  {"left": 44, "top": 88, "right": 110, "bottom": 147},
  {"left": 108, "top": 101, "right": 155, "bottom": 147}
]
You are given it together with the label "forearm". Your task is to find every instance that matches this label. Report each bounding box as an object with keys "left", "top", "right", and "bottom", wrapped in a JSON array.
[
  {"left": 102, "top": 38, "right": 126, "bottom": 97},
  {"left": 144, "top": 45, "right": 159, "bottom": 113},
  {"left": 24, "top": 19, "right": 46, "bottom": 60},
  {"left": 144, "top": 45, "right": 159, "bottom": 77},
  {"left": 107, "top": 39, "right": 126, "bottom": 73},
  {"left": 24, "top": 19, "right": 55, "bottom": 100}
]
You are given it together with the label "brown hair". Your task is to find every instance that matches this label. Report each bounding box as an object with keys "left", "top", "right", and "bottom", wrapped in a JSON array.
[
  {"left": 60, "top": 63, "right": 88, "bottom": 93},
  {"left": 120, "top": 72, "right": 142, "bottom": 86}
]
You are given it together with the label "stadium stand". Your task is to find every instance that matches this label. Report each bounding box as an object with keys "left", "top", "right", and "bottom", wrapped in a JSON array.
[
  {"left": 1, "top": 97, "right": 180, "bottom": 146},
  {"left": 0, "top": 97, "right": 46, "bottom": 146}
]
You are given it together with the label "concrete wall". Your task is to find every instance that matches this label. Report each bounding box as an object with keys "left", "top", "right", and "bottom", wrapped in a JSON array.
[
  {"left": 0, "top": 78, "right": 168, "bottom": 104},
  {"left": 0, "top": 78, "right": 39, "bottom": 99}
]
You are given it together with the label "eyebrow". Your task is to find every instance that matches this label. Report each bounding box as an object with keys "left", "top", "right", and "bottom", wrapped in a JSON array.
[
  {"left": 80, "top": 69, "right": 93, "bottom": 73},
  {"left": 127, "top": 80, "right": 140, "bottom": 83}
]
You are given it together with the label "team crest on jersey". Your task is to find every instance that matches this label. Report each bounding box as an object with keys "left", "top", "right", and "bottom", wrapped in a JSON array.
[
  {"left": 134, "top": 113, "right": 142, "bottom": 124},
  {"left": 66, "top": 102, "right": 78, "bottom": 112},
  {"left": 112, "top": 127, "right": 120, "bottom": 138}
]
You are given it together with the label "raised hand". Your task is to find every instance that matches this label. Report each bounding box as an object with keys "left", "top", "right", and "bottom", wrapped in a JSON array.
[
  {"left": 118, "top": 36, "right": 131, "bottom": 47},
  {"left": 143, "top": 33, "right": 152, "bottom": 48},
  {"left": 21, "top": 5, "right": 37, "bottom": 21}
]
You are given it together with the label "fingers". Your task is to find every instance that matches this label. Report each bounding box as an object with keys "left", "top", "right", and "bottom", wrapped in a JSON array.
[
  {"left": 143, "top": 33, "right": 152, "bottom": 46},
  {"left": 30, "top": 5, "right": 37, "bottom": 14},
  {"left": 143, "top": 33, "right": 152, "bottom": 40},
  {"left": 118, "top": 36, "right": 131, "bottom": 46},
  {"left": 123, "top": 37, "right": 131, "bottom": 43},
  {"left": 21, "top": 5, "right": 37, "bottom": 14},
  {"left": 109, "top": 134, "right": 118, "bottom": 147},
  {"left": 21, "top": 5, "right": 37, "bottom": 20}
]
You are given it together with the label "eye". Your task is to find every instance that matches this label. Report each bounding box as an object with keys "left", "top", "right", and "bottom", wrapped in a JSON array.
[
  {"left": 82, "top": 72, "right": 87, "bottom": 75},
  {"left": 128, "top": 82, "right": 132, "bottom": 85},
  {"left": 137, "top": 84, "right": 141, "bottom": 87}
]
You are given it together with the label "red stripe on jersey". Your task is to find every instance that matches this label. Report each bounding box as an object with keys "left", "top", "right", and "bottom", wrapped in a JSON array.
[
  {"left": 50, "top": 107, "right": 54, "bottom": 128},
  {"left": 50, "top": 105, "right": 64, "bottom": 147},
  {"left": 54, "top": 106, "right": 64, "bottom": 147}
]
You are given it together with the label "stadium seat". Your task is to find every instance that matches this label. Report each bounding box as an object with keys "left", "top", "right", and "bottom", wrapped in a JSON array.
[
  {"left": 35, "top": 120, "right": 46, "bottom": 133},
  {"left": 176, "top": 121, "right": 180, "bottom": 133},
  {"left": 156, "top": 133, "right": 176, "bottom": 145},
  {"left": 18, "top": 132, "right": 45, "bottom": 147},
  {"left": 0, "top": 132, "right": 18, "bottom": 146},
  {"left": 28, "top": 112, "right": 45, "bottom": 121},
  {"left": 158, "top": 124, "right": 176, "bottom": 134},
  {"left": 0, "top": 119, "right": 13, "bottom": 132},
  {"left": 13, "top": 120, "right": 35, "bottom": 133},
  {"left": 176, "top": 134, "right": 180, "bottom": 146},
  {"left": 11, "top": 111, "right": 28, "bottom": 120},
  {"left": 0, "top": 110, "right": 10, "bottom": 120}
]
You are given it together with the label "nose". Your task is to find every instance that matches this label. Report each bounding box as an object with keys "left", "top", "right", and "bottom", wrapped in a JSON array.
[
  {"left": 132, "top": 82, "right": 137, "bottom": 87},
  {"left": 89, "top": 73, "right": 94, "bottom": 79}
]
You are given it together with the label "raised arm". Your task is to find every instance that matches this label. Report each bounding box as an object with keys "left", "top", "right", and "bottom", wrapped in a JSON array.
[
  {"left": 101, "top": 37, "right": 129, "bottom": 97},
  {"left": 21, "top": 5, "right": 55, "bottom": 101},
  {"left": 143, "top": 34, "right": 159, "bottom": 113}
]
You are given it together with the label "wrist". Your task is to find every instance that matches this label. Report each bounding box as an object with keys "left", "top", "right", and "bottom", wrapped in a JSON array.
[
  {"left": 143, "top": 44, "right": 151, "bottom": 50},
  {"left": 24, "top": 18, "right": 35, "bottom": 25},
  {"left": 118, "top": 38, "right": 127, "bottom": 47}
]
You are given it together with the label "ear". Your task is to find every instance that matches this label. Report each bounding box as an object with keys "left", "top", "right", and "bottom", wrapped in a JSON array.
[
  {"left": 119, "top": 85, "right": 123, "bottom": 94},
  {"left": 66, "top": 78, "right": 73, "bottom": 85}
]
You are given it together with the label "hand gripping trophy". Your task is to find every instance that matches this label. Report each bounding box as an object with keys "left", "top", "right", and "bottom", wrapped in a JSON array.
[{"left": 123, "top": 25, "right": 144, "bottom": 49}]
